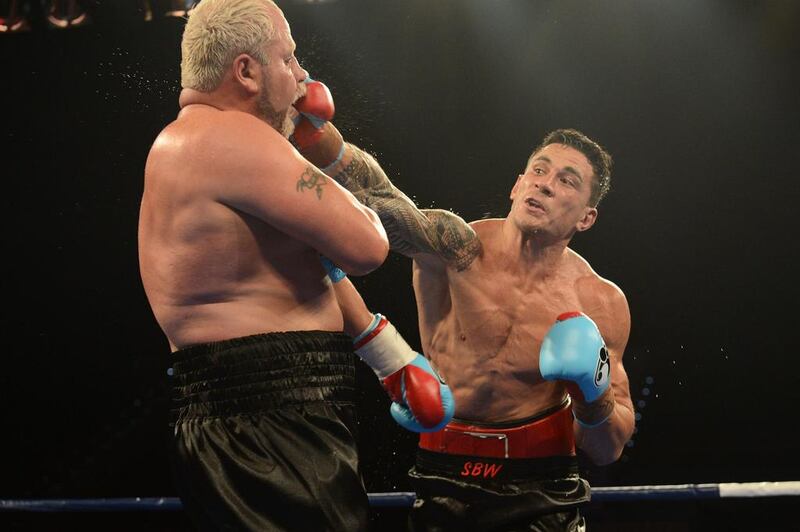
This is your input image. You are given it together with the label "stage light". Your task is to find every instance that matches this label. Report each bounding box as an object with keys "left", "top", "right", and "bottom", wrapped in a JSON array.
[
  {"left": 0, "top": 0, "right": 31, "bottom": 33},
  {"left": 46, "top": 0, "right": 89, "bottom": 29},
  {"left": 140, "top": 0, "right": 154, "bottom": 22},
  {"left": 163, "top": 0, "right": 195, "bottom": 18}
]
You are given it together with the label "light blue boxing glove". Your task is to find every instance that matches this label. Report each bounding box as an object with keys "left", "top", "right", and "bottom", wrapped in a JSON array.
[{"left": 539, "top": 311, "right": 610, "bottom": 404}]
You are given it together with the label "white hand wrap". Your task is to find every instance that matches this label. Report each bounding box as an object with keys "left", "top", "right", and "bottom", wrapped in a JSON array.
[{"left": 353, "top": 314, "right": 416, "bottom": 378}]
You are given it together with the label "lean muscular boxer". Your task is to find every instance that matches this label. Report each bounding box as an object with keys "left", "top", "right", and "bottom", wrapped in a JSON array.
[
  {"left": 298, "top": 81, "right": 635, "bottom": 531},
  {"left": 138, "top": 1, "right": 451, "bottom": 530}
]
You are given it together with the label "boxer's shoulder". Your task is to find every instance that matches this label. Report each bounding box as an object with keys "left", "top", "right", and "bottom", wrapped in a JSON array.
[
  {"left": 566, "top": 249, "right": 628, "bottom": 315},
  {"left": 581, "top": 277, "right": 628, "bottom": 321},
  {"left": 569, "top": 275, "right": 629, "bottom": 351},
  {"left": 173, "top": 109, "right": 296, "bottom": 181},
  {"left": 170, "top": 106, "right": 284, "bottom": 150},
  {"left": 468, "top": 217, "right": 503, "bottom": 235},
  {"left": 466, "top": 218, "right": 503, "bottom": 255}
]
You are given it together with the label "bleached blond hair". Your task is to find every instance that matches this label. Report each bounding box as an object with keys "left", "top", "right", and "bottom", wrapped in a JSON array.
[{"left": 181, "top": 0, "right": 279, "bottom": 91}]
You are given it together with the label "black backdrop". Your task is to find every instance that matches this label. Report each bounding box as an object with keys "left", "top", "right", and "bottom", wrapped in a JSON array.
[{"left": 2, "top": 0, "right": 799, "bottom": 529}]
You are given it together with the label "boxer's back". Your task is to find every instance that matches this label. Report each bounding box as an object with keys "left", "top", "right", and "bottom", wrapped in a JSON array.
[{"left": 139, "top": 106, "right": 341, "bottom": 350}]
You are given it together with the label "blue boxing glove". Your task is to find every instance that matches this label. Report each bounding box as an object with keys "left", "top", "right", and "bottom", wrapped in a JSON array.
[
  {"left": 354, "top": 314, "right": 455, "bottom": 432},
  {"left": 539, "top": 311, "right": 610, "bottom": 404}
]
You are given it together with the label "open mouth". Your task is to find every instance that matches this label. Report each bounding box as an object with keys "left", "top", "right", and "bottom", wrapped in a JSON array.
[
  {"left": 293, "top": 85, "right": 308, "bottom": 104},
  {"left": 525, "top": 198, "right": 546, "bottom": 212}
]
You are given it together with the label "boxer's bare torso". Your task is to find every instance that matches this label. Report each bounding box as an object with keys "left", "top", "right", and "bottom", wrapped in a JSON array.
[
  {"left": 139, "top": 104, "right": 387, "bottom": 351},
  {"left": 326, "top": 138, "right": 635, "bottom": 460},
  {"left": 414, "top": 218, "right": 631, "bottom": 422}
]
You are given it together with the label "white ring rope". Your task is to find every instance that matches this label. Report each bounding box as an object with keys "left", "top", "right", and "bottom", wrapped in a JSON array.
[{"left": 1, "top": 482, "right": 798, "bottom": 511}]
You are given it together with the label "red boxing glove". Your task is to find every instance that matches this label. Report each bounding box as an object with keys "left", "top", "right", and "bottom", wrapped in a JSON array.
[
  {"left": 353, "top": 314, "right": 454, "bottom": 432},
  {"left": 382, "top": 353, "right": 454, "bottom": 431},
  {"left": 291, "top": 78, "right": 335, "bottom": 150}
]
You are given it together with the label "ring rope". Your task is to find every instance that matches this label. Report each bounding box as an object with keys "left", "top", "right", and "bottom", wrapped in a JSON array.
[{"left": 1, "top": 482, "right": 798, "bottom": 511}]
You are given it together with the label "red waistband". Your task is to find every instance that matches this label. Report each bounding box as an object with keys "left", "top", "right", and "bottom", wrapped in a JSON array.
[{"left": 419, "top": 401, "right": 576, "bottom": 459}]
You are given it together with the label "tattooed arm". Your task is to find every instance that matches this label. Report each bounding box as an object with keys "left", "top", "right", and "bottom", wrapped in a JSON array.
[
  {"left": 327, "top": 145, "right": 481, "bottom": 271},
  {"left": 290, "top": 80, "right": 479, "bottom": 270},
  {"left": 209, "top": 115, "right": 388, "bottom": 275},
  {"left": 299, "top": 123, "right": 481, "bottom": 271}
]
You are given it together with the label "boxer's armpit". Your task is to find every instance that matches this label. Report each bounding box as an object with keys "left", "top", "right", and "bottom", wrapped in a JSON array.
[
  {"left": 296, "top": 165, "right": 327, "bottom": 200},
  {"left": 331, "top": 146, "right": 481, "bottom": 271}
]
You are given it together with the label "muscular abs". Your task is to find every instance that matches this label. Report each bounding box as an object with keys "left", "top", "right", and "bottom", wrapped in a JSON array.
[{"left": 414, "top": 231, "right": 592, "bottom": 423}]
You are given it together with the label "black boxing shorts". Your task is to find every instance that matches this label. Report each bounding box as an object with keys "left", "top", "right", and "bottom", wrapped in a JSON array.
[
  {"left": 168, "top": 331, "right": 369, "bottom": 532},
  {"left": 409, "top": 400, "right": 589, "bottom": 531}
]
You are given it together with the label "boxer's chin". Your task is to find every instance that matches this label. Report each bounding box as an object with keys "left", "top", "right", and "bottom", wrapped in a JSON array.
[
  {"left": 279, "top": 111, "right": 295, "bottom": 138},
  {"left": 256, "top": 90, "right": 292, "bottom": 136}
]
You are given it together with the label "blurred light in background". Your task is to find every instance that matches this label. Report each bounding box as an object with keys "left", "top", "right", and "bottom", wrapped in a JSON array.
[
  {"left": 140, "top": 0, "right": 153, "bottom": 22},
  {"left": 46, "top": 0, "right": 90, "bottom": 29},
  {"left": 1, "top": 0, "right": 346, "bottom": 33},
  {"left": 162, "top": 0, "right": 195, "bottom": 18},
  {"left": 0, "top": 0, "right": 31, "bottom": 32}
]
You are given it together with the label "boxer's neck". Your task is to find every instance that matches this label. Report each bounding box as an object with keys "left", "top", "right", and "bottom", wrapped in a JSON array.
[{"left": 500, "top": 218, "right": 570, "bottom": 271}]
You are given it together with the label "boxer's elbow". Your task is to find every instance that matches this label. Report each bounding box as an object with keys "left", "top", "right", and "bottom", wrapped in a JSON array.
[
  {"left": 586, "top": 445, "right": 625, "bottom": 467},
  {"left": 332, "top": 208, "right": 388, "bottom": 275},
  {"left": 341, "top": 234, "right": 389, "bottom": 276},
  {"left": 577, "top": 424, "right": 632, "bottom": 466},
  {"left": 371, "top": 237, "right": 390, "bottom": 269}
]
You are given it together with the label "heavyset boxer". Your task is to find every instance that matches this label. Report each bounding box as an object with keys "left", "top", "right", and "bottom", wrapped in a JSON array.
[
  {"left": 137, "top": 1, "right": 452, "bottom": 530},
  {"left": 298, "top": 80, "right": 635, "bottom": 530}
]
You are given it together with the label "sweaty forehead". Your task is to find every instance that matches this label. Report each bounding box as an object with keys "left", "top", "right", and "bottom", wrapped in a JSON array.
[
  {"left": 528, "top": 144, "right": 592, "bottom": 176},
  {"left": 275, "top": 15, "right": 292, "bottom": 37},
  {"left": 265, "top": 28, "right": 295, "bottom": 56}
]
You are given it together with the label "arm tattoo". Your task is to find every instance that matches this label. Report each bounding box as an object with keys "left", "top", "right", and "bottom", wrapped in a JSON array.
[
  {"left": 296, "top": 166, "right": 327, "bottom": 199},
  {"left": 330, "top": 145, "right": 482, "bottom": 271}
]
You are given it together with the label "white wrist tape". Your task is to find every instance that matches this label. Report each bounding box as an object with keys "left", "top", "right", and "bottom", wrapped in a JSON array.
[{"left": 353, "top": 314, "right": 416, "bottom": 378}]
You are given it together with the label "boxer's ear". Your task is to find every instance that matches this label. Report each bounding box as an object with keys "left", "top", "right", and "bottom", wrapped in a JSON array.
[
  {"left": 576, "top": 207, "right": 597, "bottom": 232},
  {"left": 510, "top": 174, "right": 524, "bottom": 200},
  {"left": 232, "top": 54, "right": 260, "bottom": 94}
]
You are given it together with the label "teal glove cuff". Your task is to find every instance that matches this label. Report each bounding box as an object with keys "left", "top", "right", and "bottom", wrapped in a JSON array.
[
  {"left": 321, "top": 142, "right": 346, "bottom": 173},
  {"left": 320, "top": 256, "right": 347, "bottom": 283}
]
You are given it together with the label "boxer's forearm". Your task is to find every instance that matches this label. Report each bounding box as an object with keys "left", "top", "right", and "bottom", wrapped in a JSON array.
[
  {"left": 297, "top": 122, "right": 345, "bottom": 170},
  {"left": 574, "top": 397, "right": 635, "bottom": 466},
  {"left": 326, "top": 143, "right": 481, "bottom": 271},
  {"left": 332, "top": 277, "right": 375, "bottom": 338}
]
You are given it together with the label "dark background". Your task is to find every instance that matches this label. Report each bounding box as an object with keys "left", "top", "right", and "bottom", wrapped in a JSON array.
[{"left": 2, "top": 0, "right": 799, "bottom": 530}]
